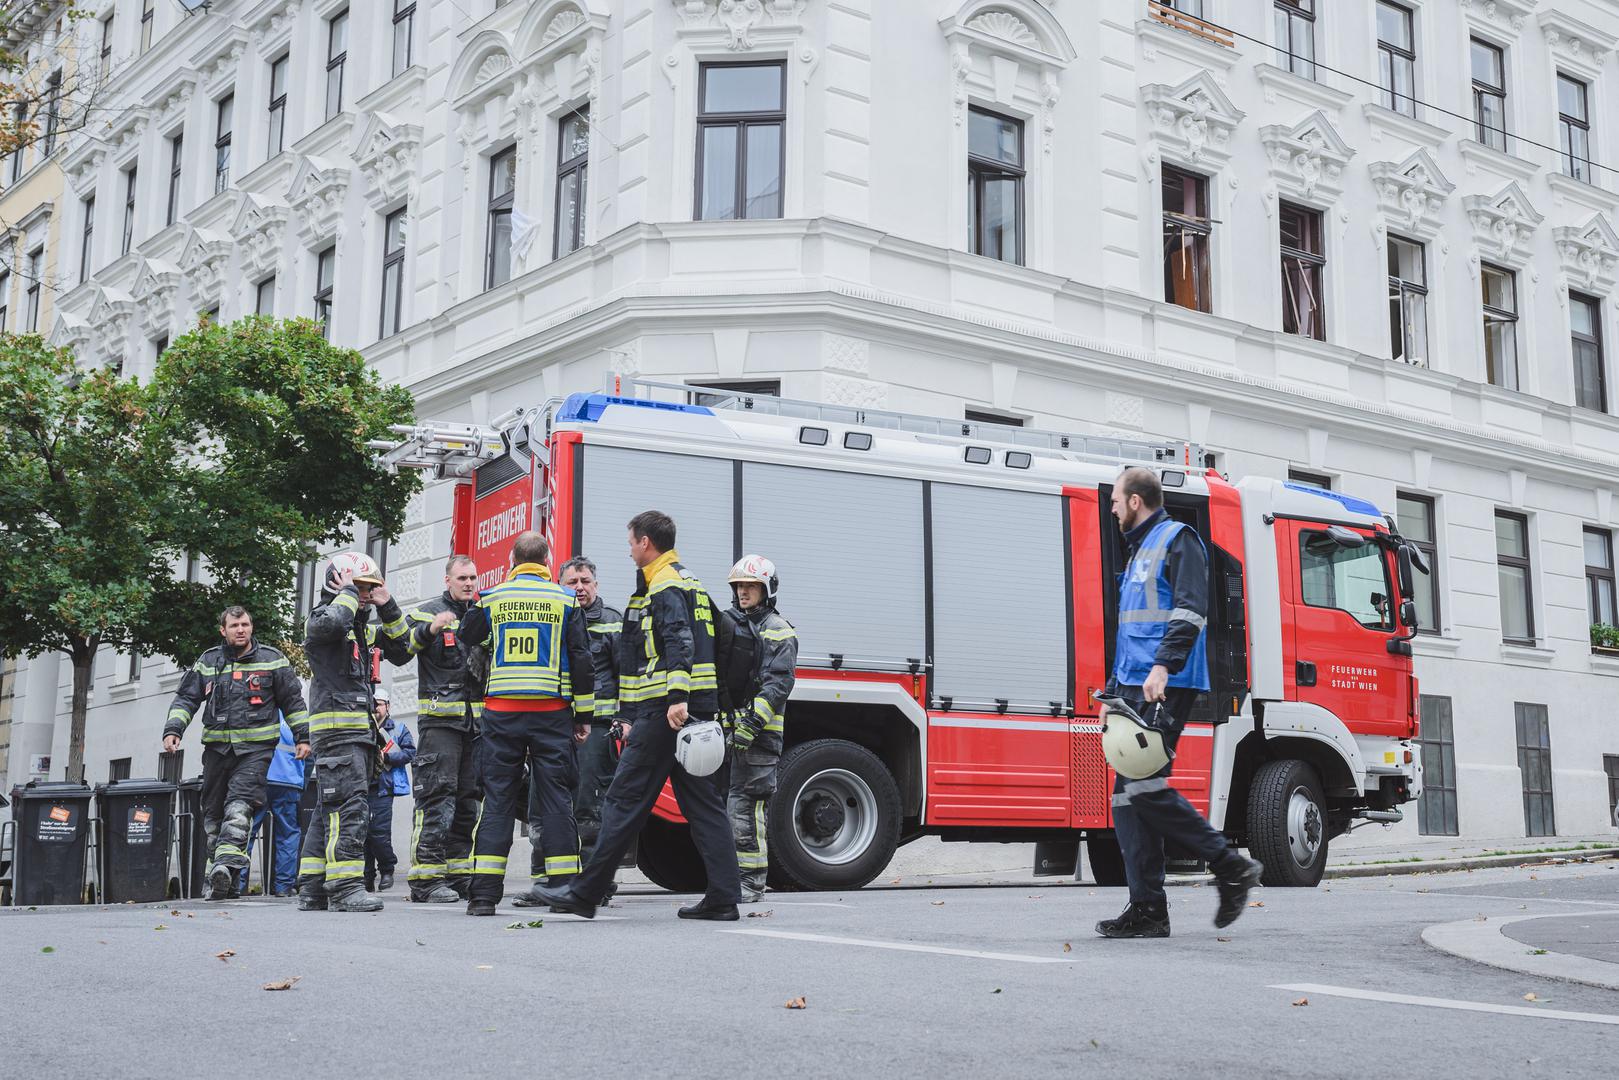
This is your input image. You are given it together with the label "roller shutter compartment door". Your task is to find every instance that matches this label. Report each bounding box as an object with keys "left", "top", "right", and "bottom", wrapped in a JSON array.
[
  {"left": 577, "top": 445, "right": 735, "bottom": 610},
  {"left": 742, "top": 463, "right": 925, "bottom": 663},
  {"left": 930, "top": 484, "right": 1068, "bottom": 709}
]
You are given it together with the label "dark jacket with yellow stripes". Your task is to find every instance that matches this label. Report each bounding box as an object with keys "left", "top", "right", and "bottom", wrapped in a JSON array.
[
  {"left": 719, "top": 605, "right": 798, "bottom": 754},
  {"left": 617, "top": 551, "right": 719, "bottom": 721},
  {"left": 164, "top": 639, "right": 309, "bottom": 753},
  {"left": 303, "top": 585, "right": 413, "bottom": 750},
  {"left": 582, "top": 596, "right": 623, "bottom": 725},
  {"left": 405, "top": 592, "right": 484, "bottom": 731}
]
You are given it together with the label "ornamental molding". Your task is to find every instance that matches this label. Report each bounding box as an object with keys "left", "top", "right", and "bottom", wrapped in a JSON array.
[
  {"left": 450, "top": 32, "right": 520, "bottom": 106},
  {"left": 145, "top": 73, "right": 197, "bottom": 133},
  {"left": 131, "top": 258, "right": 184, "bottom": 340},
  {"left": 230, "top": 194, "right": 292, "bottom": 282},
  {"left": 1258, "top": 110, "right": 1355, "bottom": 204},
  {"left": 823, "top": 372, "right": 888, "bottom": 409},
  {"left": 1140, "top": 71, "right": 1245, "bottom": 171},
  {"left": 49, "top": 309, "right": 94, "bottom": 359},
  {"left": 192, "top": 27, "right": 250, "bottom": 94},
  {"left": 64, "top": 147, "right": 106, "bottom": 194},
  {"left": 249, "top": 0, "right": 303, "bottom": 58},
  {"left": 179, "top": 226, "right": 234, "bottom": 309},
  {"left": 515, "top": 1, "right": 607, "bottom": 58},
  {"left": 1553, "top": 214, "right": 1619, "bottom": 294},
  {"left": 353, "top": 112, "right": 423, "bottom": 212},
  {"left": 1536, "top": 10, "right": 1617, "bottom": 75},
  {"left": 88, "top": 285, "right": 139, "bottom": 362},
  {"left": 673, "top": 0, "right": 807, "bottom": 51},
  {"left": 822, "top": 333, "right": 870, "bottom": 375},
  {"left": 287, "top": 155, "right": 352, "bottom": 246},
  {"left": 1464, "top": 181, "right": 1543, "bottom": 265},
  {"left": 1460, "top": 0, "right": 1539, "bottom": 36},
  {"left": 1369, "top": 149, "right": 1455, "bottom": 240}
]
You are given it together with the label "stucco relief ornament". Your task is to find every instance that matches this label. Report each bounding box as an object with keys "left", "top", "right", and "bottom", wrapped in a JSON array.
[
  {"left": 1276, "top": 129, "right": 1338, "bottom": 199},
  {"left": 718, "top": 1, "right": 766, "bottom": 50},
  {"left": 542, "top": 9, "right": 587, "bottom": 43},
  {"left": 966, "top": 11, "right": 1039, "bottom": 47},
  {"left": 951, "top": 42, "right": 971, "bottom": 125}
]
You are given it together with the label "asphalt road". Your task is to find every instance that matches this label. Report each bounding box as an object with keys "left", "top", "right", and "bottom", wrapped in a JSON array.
[{"left": 3, "top": 861, "right": 1617, "bottom": 1079}]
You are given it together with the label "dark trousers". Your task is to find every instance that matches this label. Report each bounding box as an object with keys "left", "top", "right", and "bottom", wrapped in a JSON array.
[
  {"left": 364, "top": 789, "right": 397, "bottom": 878},
  {"left": 471, "top": 705, "right": 581, "bottom": 902},
  {"left": 529, "top": 721, "right": 618, "bottom": 874},
  {"left": 572, "top": 708, "right": 740, "bottom": 908},
  {"left": 201, "top": 746, "right": 274, "bottom": 876},
  {"left": 297, "top": 743, "right": 375, "bottom": 898},
  {"left": 726, "top": 747, "right": 780, "bottom": 893},
  {"left": 409, "top": 725, "right": 481, "bottom": 897},
  {"left": 241, "top": 783, "right": 303, "bottom": 894},
  {"left": 1112, "top": 687, "right": 1245, "bottom": 908}
]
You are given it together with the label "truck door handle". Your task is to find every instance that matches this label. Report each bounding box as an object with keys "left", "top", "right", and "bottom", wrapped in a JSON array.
[{"left": 1296, "top": 661, "right": 1317, "bottom": 687}]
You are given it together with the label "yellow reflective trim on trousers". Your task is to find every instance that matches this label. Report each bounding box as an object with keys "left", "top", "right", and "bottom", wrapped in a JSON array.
[
  {"left": 299, "top": 858, "right": 326, "bottom": 875},
  {"left": 471, "top": 855, "right": 508, "bottom": 875},
  {"left": 325, "top": 813, "right": 339, "bottom": 877},
  {"left": 417, "top": 700, "right": 475, "bottom": 717},
  {"left": 409, "top": 865, "right": 447, "bottom": 879},
  {"left": 326, "top": 860, "right": 365, "bottom": 881},
  {"left": 213, "top": 843, "right": 247, "bottom": 858},
  {"left": 543, "top": 855, "right": 580, "bottom": 875},
  {"left": 737, "top": 801, "right": 769, "bottom": 869},
  {"left": 409, "top": 807, "right": 426, "bottom": 877},
  {"left": 308, "top": 713, "right": 371, "bottom": 734},
  {"left": 446, "top": 859, "right": 474, "bottom": 874}
]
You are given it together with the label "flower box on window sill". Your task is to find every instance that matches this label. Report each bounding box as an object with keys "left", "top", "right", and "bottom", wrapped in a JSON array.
[{"left": 1593, "top": 644, "right": 1619, "bottom": 658}]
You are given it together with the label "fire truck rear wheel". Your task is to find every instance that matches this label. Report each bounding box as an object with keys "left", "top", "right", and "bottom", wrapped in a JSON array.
[
  {"left": 635, "top": 816, "right": 708, "bottom": 894},
  {"left": 1246, "top": 759, "right": 1328, "bottom": 888},
  {"left": 768, "top": 739, "right": 902, "bottom": 892}
]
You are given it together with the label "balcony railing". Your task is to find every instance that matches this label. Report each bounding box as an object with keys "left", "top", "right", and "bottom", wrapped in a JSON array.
[{"left": 1147, "top": 1, "right": 1235, "bottom": 49}]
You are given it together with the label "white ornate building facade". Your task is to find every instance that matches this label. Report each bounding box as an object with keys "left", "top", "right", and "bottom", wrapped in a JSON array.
[{"left": 10, "top": 0, "right": 1619, "bottom": 848}]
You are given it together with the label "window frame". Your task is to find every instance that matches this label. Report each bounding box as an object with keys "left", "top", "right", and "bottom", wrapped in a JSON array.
[
  {"left": 966, "top": 104, "right": 1026, "bottom": 266},
  {"left": 326, "top": 10, "right": 348, "bottom": 122},
  {"left": 1161, "top": 164, "right": 1212, "bottom": 313},
  {"left": 365, "top": 522, "right": 389, "bottom": 575},
  {"left": 1470, "top": 37, "right": 1508, "bottom": 152},
  {"left": 41, "top": 70, "right": 61, "bottom": 156},
  {"left": 1279, "top": 201, "right": 1326, "bottom": 341},
  {"left": 1570, "top": 290, "right": 1606, "bottom": 414},
  {"left": 484, "top": 144, "right": 517, "bottom": 290},
  {"left": 555, "top": 107, "right": 590, "bottom": 259},
  {"left": 267, "top": 54, "right": 289, "bottom": 157},
  {"left": 1297, "top": 528, "right": 1397, "bottom": 631},
  {"left": 694, "top": 60, "right": 788, "bottom": 223},
  {"left": 1396, "top": 492, "right": 1441, "bottom": 634},
  {"left": 688, "top": 379, "right": 782, "bottom": 407},
  {"left": 1376, "top": 1, "right": 1417, "bottom": 117},
  {"left": 1605, "top": 754, "right": 1619, "bottom": 830},
  {"left": 0, "top": 268, "right": 11, "bottom": 330},
  {"left": 25, "top": 247, "right": 42, "bottom": 331},
  {"left": 1515, "top": 702, "right": 1555, "bottom": 837},
  {"left": 380, "top": 207, "right": 406, "bottom": 339},
  {"left": 1557, "top": 73, "right": 1591, "bottom": 183},
  {"left": 1495, "top": 509, "right": 1535, "bottom": 645},
  {"left": 121, "top": 164, "right": 138, "bottom": 256},
  {"left": 9, "top": 102, "right": 25, "bottom": 183},
  {"left": 255, "top": 276, "right": 275, "bottom": 316},
  {"left": 166, "top": 132, "right": 183, "bottom": 227},
  {"left": 140, "top": 0, "right": 154, "bottom": 54},
  {"left": 314, "top": 245, "right": 335, "bottom": 340},
  {"left": 1417, "top": 695, "right": 1458, "bottom": 835},
  {"left": 392, "top": 0, "right": 417, "bottom": 78},
  {"left": 1386, "top": 234, "right": 1428, "bottom": 365},
  {"left": 99, "top": 13, "right": 115, "bottom": 77},
  {"left": 1274, "top": 0, "right": 1316, "bottom": 81},
  {"left": 1288, "top": 468, "right": 1332, "bottom": 490},
  {"left": 1586, "top": 526, "right": 1617, "bottom": 630},
  {"left": 1481, "top": 261, "right": 1519, "bottom": 390},
  {"left": 214, "top": 93, "right": 233, "bottom": 194},
  {"left": 80, "top": 193, "right": 95, "bottom": 284}
]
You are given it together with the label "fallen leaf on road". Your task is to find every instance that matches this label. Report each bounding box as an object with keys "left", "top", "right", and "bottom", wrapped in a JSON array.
[
  {"left": 1062, "top": 942, "right": 1072, "bottom": 952},
  {"left": 415, "top": 939, "right": 427, "bottom": 946},
  {"left": 746, "top": 909, "right": 773, "bottom": 918},
  {"left": 1474, "top": 914, "right": 1489, "bottom": 922},
  {"left": 1216, "top": 937, "right": 1232, "bottom": 943},
  {"left": 991, "top": 988, "right": 1002, "bottom": 994},
  {"left": 503, "top": 921, "right": 543, "bottom": 930},
  {"left": 40, "top": 946, "right": 54, "bottom": 954},
  {"left": 1291, "top": 998, "right": 1309, "bottom": 1007},
  {"left": 263, "top": 977, "right": 301, "bottom": 992},
  {"left": 1529, "top": 949, "right": 1548, "bottom": 956},
  {"left": 169, "top": 910, "right": 180, "bottom": 917},
  {"left": 475, "top": 965, "right": 493, "bottom": 970},
  {"left": 1523, "top": 992, "right": 1539, "bottom": 1002},
  {"left": 1416, "top": 889, "right": 1429, "bottom": 894},
  {"left": 215, "top": 950, "right": 236, "bottom": 962},
  {"left": 930, "top": 900, "right": 945, "bottom": 907},
  {"left": 1089, "top": 1039, "right": 1100, "bottom": 1049},
  {"left": 785, "top": 997, "right": 807, "bottom": 1009},
  {"left": 153, "top": 924, "right": 168, "bottom": 931},
  {"left": 890, "top": 878, "right": 901, "bottom": 884},
  {"left": 1248, "top": 901, "right": 1265, "bottom": 908}
]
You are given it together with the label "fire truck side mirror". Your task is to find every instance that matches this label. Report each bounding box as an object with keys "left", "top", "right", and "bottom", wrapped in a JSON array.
[{"left": 1395, "top": 546, "right": 1415, "bottom": 600}]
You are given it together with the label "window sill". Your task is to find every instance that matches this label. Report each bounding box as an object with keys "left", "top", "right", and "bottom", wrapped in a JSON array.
[
  {"left": 107, "top": 681, "right": 140, "bottom": 701},
  {"left": 357, "top": 66, "right": 427, "bottom": 115},
  {"left": 1544, "top": 171, "right": 1619, "bottom": 214},
  {"left": 157, "top": 669, "right": 185, "bottom": 691},
  {"left": 1456, "top": 139, "right": 1540, "bottom": 184},
  {"left": 1361, "top": 103, "right": 1450, "bottom": 149},
  {"left": 1591, "top": 652, "right": 1619, "bottom": 676},
  {"left": 1499, "top": 642, "right": 1555, "bottom": 666},
  {"left": 1136, "top": 18, "right": 1238, "bottom": 75},
  {"left": 1413, "top": 634, "right": 1463, "bottom": 656},
  {"left": 1253, "top": 64, "right": 1353, "bottom": 112}
]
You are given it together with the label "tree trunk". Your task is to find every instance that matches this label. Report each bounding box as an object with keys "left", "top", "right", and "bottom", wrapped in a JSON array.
[{"left": 65, "top": 639, "right": 96, "bottom": 783}]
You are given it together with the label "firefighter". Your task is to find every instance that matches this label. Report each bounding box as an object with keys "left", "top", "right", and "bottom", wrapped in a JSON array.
[
  {"left": 163, "top": 605, "right": 309, "bottom": 901},
  {"left": 516, "top": 554, "right": 622, "bottom": 903},
  {"left": 533, "top": 510, "right": 743, "bottom": 922},
  {"left": 296, "top": 552, "right": 414, "bottom": 913},
  {"left": 402, "top": 554, "right": 485, "bottom": 903},
  {"left": 719, "top": 554, "right": 797, "bottom": 903},
  {"left": 457, "top": 531, "right": 596, "bottom": 917},
  {"left": 1095, "top": 467, "right": 1263, "bottom": 939}
]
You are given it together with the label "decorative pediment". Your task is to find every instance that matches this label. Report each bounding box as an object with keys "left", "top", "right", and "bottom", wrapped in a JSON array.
[
  {"left": 940, "top": 2, "right": 1076, "bottom": 65},
  {"left": 88, "top": 286, "right": 139, "bottom": 361},
  {"left": 1259, "top": 110, "right": 1355, "bottom": 203},
  {"left": 353, "top": 112, "right": 423, "bottom": 211},
  {"left": 49, "top": 310, "right": 94, "bottom": 359},
  {"left": 64, "top": 148, "right": 106, "bottom": 195},
  {"left": 192, "top": 26, "right": 250, "bottom": 93},
  {"left": 180, "top": 226, "right": 233, "bottom": 309},
  {"left": 287, "top": 156, "right": 351, "bottom": 245},
  {"left": 1369, "top": 149, "right": 1455, "bottom": 239},
  {"left": 1537, "top": 10, "right": 1616, "bottom": 76},
  {"left": 144, "top": 72, "right": 197, "bottom": 132},
  {"left": 251, "top": 0, "right": 303, "bottom": 58},
  {"left": 517, "top": 1, "right": 607, "bottom": 57},
  {"left": 1140, "top": 71, "right": 1245, "bottom": 170},
  {"left": 132, "top": 257, "right": 184, "bottom": 339},
  {"left": 1460, "top": 0, "right": 1539, "bottom": 37},
  {"left": 1554, "top": 214, "right": 1619, "bottom": 293},
  {"left": 674, "top": 0, "right": 809, "bottom": 51},
  {"left": 1464, "top": 181, "right": 1543, "bottom": 264},
  {"left": 450, "top": 31, "right": 519, "bottom": 104},
  {"left": 230, "top": 194, "right": 292, "bottom": 281}
]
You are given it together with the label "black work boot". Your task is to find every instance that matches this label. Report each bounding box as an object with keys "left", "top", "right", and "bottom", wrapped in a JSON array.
[
  {"left": 1095, "top": 902, "right": 1171, "bottom": 939},
  {"left": 678, "top": 898, "right": 740, "bottom": 922},
  {"left": 206, "top": 866, "right": 235, "bottom": 902},
  {"left": 1214, "top": 858, "right": 1265, "bottom": 929},
  {"left": 412, "top": 883, "right": 460, "bottom": 904},
  {"left": 532, "top": 884, "right": 596, "bottom": 919},
  {"left": 296, "top": 889, "right": 328, "bottom": 912},
  {"left": 378, "top": 871, "right": 394, "bottom": 891},
  {"left": 467, "top": 898, "right": 498, "bottom": 916},
  {"left": 329, "top": 887, "right": 383, "bottom": 913}
]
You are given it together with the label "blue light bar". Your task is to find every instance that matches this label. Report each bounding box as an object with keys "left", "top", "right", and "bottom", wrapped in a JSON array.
[
  {"left": 1282, "top": 482, "right": 1383, "bottom": 520},
  {"left": 558, "top": 393, "right": 716, "bottom": 423}
]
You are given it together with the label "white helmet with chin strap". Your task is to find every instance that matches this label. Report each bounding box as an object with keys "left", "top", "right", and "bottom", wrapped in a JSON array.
[
  {"left": 728, "top": 554, "right": 779, "bottom": 607},
  {"left": 1095, "top": 693, "right": 1176, "bottom": 780},
  {"left": 324, "top": 551, "right": 384, "bottom": 592},
  {"left": 674, "top": 719, "right": 727, "bottom": 777}
]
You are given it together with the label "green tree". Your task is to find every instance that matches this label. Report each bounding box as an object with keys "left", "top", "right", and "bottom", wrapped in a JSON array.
[{"left": 0, "top": 319, "right": 420, "bottom": 779}]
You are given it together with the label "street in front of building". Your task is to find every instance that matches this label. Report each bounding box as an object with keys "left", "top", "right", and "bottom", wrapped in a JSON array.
[{"left": 3, "top": 858, "right": 1618, "bottom": 1079}]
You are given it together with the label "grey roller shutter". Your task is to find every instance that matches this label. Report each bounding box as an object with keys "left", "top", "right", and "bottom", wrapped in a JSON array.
[
  {"left": 578, "top": 445, "right": 735, "bottom": 611},
  {"left": 930, "top": 484, "right": 1068, "bottom": 710},
  {"left": 742, "top": 463, "right": 925, "bottom": 664}
]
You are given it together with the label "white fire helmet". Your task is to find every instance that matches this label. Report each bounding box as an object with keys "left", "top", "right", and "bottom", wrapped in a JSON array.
[
  {"left": 728, "top": 554, "right": 779, "bottom": 606},
  {"left": 1097, "top": 694, "right": 1175, "bottom": 781},
  {"left": 674, "top": 719, "right": 727, "bottom": 777},
  {"left": 324, "top": 551, "right": 385, "bottom": 589}
]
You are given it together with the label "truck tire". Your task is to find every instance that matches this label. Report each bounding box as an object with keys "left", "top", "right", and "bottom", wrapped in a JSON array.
[
  {"left": 1246, "top": 759, "right": 1328, "bottom": 887},
  {"left": 635, "top": 816, "right": 707, "bottom": 894},
  {"left": 1086, "top": 833, "right": 1128, "bottom": 886},
  {"left": 767, "top": 739, "right": 902, "bottom": 892}
]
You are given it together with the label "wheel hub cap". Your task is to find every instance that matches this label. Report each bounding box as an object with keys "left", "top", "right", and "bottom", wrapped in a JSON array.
[
  {"left": 799, "top": 793, "right": 844, "bottom": 839},
  {"left": 1287, "top": 787, "right": 1323, "bottom": 867},
  {"left": 791, "top": 767, "right": 880, "bottom": 867}
]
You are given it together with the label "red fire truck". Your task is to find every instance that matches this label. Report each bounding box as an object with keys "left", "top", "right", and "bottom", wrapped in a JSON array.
[{"left": 377, "top": 380, "right": 1425, "bottom": 890}]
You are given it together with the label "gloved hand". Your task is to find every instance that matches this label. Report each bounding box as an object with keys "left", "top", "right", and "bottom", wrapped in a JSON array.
[{"left": 730, "top": 720, "right": 758, "bottom": 751}]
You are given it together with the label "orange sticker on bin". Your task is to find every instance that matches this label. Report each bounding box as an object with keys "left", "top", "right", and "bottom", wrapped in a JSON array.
[
  {"left": 134, "top": 810, "right": 151, "bottom": 823},
  {"left": 49, "top": 806, "right": 71, "bottom": 822}
]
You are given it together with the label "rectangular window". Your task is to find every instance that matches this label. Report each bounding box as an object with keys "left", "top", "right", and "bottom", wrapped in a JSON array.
[
  {"left": 255, "top": 276, "right": 275, "bottom": 316},
  {"left": 124, "top": 653, "right": 141, "bottom": 686},
  {"left": 267, "top": 55, "right": 288, "bottom": 157},
  {"left": 80, "top": 194, "right": 95, "bottom": 284},
  {"left": 109, "top": 757, "right": 132, "bottom": 782},
  {"left": 689, "top": 379, "right": 781, "bottom": 407},
  {"left": 1387, "top": 235, "right": 1427, "bottom": 365},
  {"left": 485, "top": 146, "right": 516, "bottom": 290},
  {"left": 1587, "top": 527, "right": 1617, "bottom": 629},
  {"left": 696, "top": 61, "right": 786, "bottom": 222},
  {"left": 555, "top": 108, "right": 589, "bottom": 259},
  {"left": 100, "top": 14, "right": 115, "bottom": 77},
  {"left": 314, "top": 247, "right": 335, "bottom": 339},
  {"left": 1396, "top": 493, "right": 1441, "bottom": 633},
  {"left": 1298, "top": 529, "right": 1396, "bottom": 631},
  {"left": 41, "top": 70, "right": 61, "bottom": 156},
  {"left": 10, "top": 102, "right": 25, "bottom": 182},
  {"left": 1515, "top": 703, "right": 1555, "bottom": 837},
  {"left": 1279, "top": 202, "right": 1325, "bottom": 340},
  {"left": 122, "top": 165, "right": 138, "bottom": 255},
  {"left": 1495, "top": 510, "right": 1534, "bottom": 645},
  {"left": 966, "top": 408, "right": 1025, "bottom": 428},
  {"left": 1606, "top": 755, "right": 1619, "bottom": 829},
  {"left": 1417, "top": 696, "right": 1457, "bottom": 836},
  {"left": 1288, "top": 469, "right": 1331, "bottom": 490},
  {"left": 184, "top": 551, "right": 200, "bottom": 582},
  {"left": 1471, "top": 38, "right": 1507, "bottom": 152},
  {"left": 293, "top": 556, "right": 320, "bottom": 622},
  {"left": 392, "top": 0, "right": 416, "bottom": 78},
  {"left": 166, "top": 133, "right": 183, "bottom": 226},
  {"left": 326, "top": 11, "right": 348, "bottom": 122},
  {"left": 1167, "top": 0, "right": 1204, "bottom": 15},
  {"left": 1571, "top": 291, "right": 1606, "bottom": 413},
  {"left": 966, "top": 106, "right": 1024, "bottom": 265},
  {"left": 1274, "top": 0, "right": 1316, "bottom": 80},
  {"left": 365, "top": 523, "right": 389, "bottom": 574},
  {"left": 25, "top": 247, "right": 42, "bottom": 331},
  {"left": 1557, "top": 74, "right": 1592, "bottom": 183},
  {"left": 1162, "top": 165, "right": 1211, "bottom": 313},
  {"left": 0, "top": 269, "right": 10, "bottom": 329},
  {"left": 154, "top": 334, "right": 168, "bottom": 361},
  {"left": 380, "top": 208, "right": 406, "bottom": 338},
  {"left": 215, "top": 94, "right": 233, "bottom": 194},
  {"left": 1376, "top": 2, "right": 1417, "bottom": 117},
  {"left": 1481, "top": 262, "right": 1518, "bottom": 390},
  {"left": 140, "top": 0, "right": 154, "bottom": 54}
]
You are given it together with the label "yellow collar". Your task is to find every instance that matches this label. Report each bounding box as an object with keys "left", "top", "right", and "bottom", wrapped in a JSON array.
[
  {"left": 509, "top": 562, "right": 552, "bottom": 582},
  {"left": 641, "top": 549, "right": 679, "bottom": 587}
]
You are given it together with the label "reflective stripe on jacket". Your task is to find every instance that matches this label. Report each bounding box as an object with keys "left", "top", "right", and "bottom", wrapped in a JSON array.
[
  {"left": 583, "top": 597, "right": 623, "bottom": 722},
  {"left": 164, "top": 639, "right": 309, "bottom": 750},
  {"left": 1113, "top": 513, "right": 1211, "bottom": 691},
  {"left": 720, "top": 605, "right": 798, "bottom": 752},
  {"left": 304, "top": 585, "right": 413, "bottom": 749},
  {"left": 460, "top": 563, "right": 596, "bottom": 712},
  {"left": 405, "top": 592, "right": 484, "bottom": 728},
  {"left": 618, "top": 550, "right": 720, "bottom": 717}
]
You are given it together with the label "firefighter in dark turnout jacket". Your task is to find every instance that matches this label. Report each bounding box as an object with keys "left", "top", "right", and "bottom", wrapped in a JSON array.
[
  {"left": 402, "top": 555, "right": 485, "bottom": 903},
  {"left": 164, "top": 605, "right": 308, "bottom": 900},
  {"left": 296, "top": 553, "right": 413, "bottom": 913},
  {"left": 534, "top": 510, "right": 743, "bottom": 922},
  {"left": 719, "top": 555, "right": 798, "bottom": 902},
  {"left": 456, "top": 531, "right": 596, "bottom": 916}
]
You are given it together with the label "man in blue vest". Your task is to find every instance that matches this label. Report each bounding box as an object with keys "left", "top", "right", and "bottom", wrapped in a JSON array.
[
  {"left": 241, "top": 716, "right": 308, "bottom": 897},
  {"left": 1095, "top": 467, "right": 1263, "bottom": 939},
  {"left": 365, "top": 688, "right": 416, "bottom": 892}
]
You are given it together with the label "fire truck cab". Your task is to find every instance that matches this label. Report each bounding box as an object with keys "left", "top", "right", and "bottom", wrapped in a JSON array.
[{"left": 384, "top": 380, "right": 1425, "bottom": 891}]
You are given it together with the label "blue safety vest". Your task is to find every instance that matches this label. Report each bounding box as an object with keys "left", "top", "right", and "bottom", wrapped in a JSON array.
[
  {"left": 479, "top": 567, "right": 580, "bottom": 701},
  {"left": 1113, "top": 516, "right": 1211, "bottom": 691},
  {"left": 266, "top": 718, "right": 307, "bottom": 789}
]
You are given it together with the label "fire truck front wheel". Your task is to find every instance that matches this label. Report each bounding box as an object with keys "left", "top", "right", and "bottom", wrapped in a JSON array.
[
  {"left": 1246, "top": 759, "right": 1329, "bottom": 887},
  {"left": 768, "top": 739, "right": 902, "bottom": 892}
]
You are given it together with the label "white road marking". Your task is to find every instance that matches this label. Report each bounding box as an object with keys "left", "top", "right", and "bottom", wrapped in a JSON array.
[
  {"left": 719, "top": 927, "right": 1077, "bottom": 964},
  {"left": 749, "top": 901, "right": 851, "bottom": 908},
  {"left": 1394, "top": 891, "right": 1619, "bottom": 909},
  {"left": 1272, "top": 984, "right": 1619, "bottom": 1027}
]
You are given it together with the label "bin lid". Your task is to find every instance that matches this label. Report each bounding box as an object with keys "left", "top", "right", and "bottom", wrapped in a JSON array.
[
  {"left": 94, "top": 778, "right": 178, "bottom": 797},
  {"left": 10, "top": 780, "right": 94, "bottom": 800}
]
